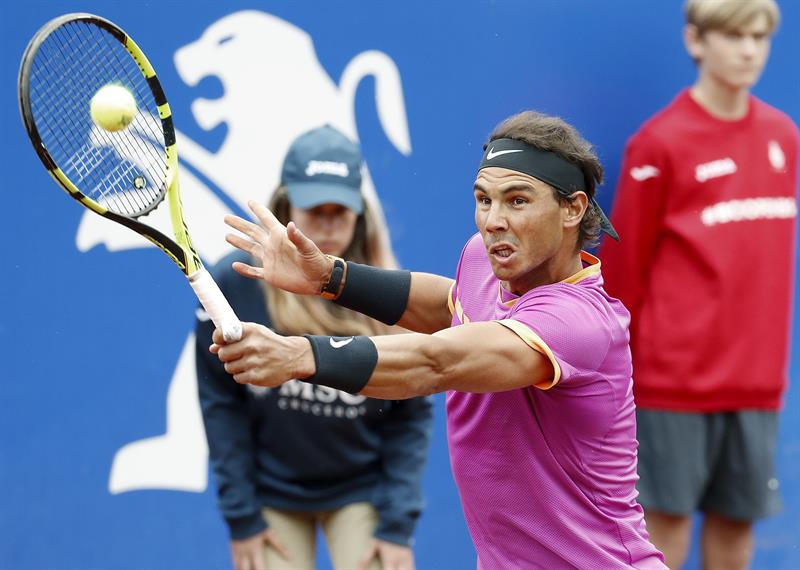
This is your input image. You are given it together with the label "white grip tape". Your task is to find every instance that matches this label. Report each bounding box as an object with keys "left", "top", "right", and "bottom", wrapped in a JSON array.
[{"left": 188, "top": 268, "right": 243, "bottom": 342}]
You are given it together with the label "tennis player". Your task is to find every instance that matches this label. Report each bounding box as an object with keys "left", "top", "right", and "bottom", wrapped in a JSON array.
[{"left": 213, "top": 111, "right": 667, "bottom": 568}]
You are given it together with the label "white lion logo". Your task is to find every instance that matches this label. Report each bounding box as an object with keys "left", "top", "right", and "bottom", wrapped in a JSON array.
[{"left": 97, "top": 10, "right": 411, "bottom": 493}]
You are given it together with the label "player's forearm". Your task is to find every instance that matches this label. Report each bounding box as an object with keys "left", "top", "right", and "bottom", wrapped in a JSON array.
[
  {"left": 296, "top": 332, "right": 452, "bottom": 399},
  {"left": 359, "top": 333, "right": 455, "bottom": 399},
  {"left": 287, "top": 323, "right": 551, "bottom": 399},
  {"left": 365, "top": 321, "right": 555, "bottom": 398},
  {"left": 329, "top": 262, "right": 453, "bottom": 333},
  {"left": 395, "top": 272, "right": 454, "bottom": 334}
]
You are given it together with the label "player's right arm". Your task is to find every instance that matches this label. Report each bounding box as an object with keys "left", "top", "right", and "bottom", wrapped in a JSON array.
[{"left": 224, "top": 201, "right": 453, "bottom": 334}]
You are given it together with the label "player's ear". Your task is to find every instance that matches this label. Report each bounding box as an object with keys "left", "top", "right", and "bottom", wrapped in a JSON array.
[
  {"left": 684, "top": 24, "right": 703, "bottom": 62},
  {"left": 563, "top": 192, "right": 588, "bottom": 229}
]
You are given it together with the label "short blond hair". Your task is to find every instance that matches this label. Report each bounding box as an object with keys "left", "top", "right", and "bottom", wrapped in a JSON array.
[{"left": 685, "top": 0, "right": 780, "bottom": 35}]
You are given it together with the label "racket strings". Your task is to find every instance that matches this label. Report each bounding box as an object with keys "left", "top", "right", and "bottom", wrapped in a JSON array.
[
  {"left": 98, "top": 24, "right": 168, "bottom": 144},
  {"left": 65, "top": 144, "right": 145, "bottom": 214},
  {"left": 62, "top": 22, "right": 167, "bottom": 206},
  {"left": 64, "top": 23, "right": 163, "bottom": 214},
  {"left": 49, "top": 22, "right": 166, "bottom": 178},
  {"left": 28, "top": 20, "right": 170, "bottom": 217},
  {"left": 32, "top": 27, "right": 160, "bottom": 217},
  {"left": 32, "top": 43, "right": 150, "bottom": 217},
  {"left": 72, "top": 23, "right": 168, "bottom": 170},
  {"left": 33, "top": 29, "right": 119, "bottom": 154}
]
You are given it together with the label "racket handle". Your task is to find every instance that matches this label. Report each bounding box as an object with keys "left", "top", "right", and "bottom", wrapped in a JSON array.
[{"left": 189, "top": 268, "right": 243, "bottom": 342}]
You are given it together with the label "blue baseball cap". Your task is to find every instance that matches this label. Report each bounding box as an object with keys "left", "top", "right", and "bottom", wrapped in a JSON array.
[{"left": 281, "top": 125, "right": 364, "bottom": 214}]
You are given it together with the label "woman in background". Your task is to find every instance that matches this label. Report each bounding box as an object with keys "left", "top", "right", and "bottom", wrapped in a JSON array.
[{"left": 196, "top": 125, "right": 432, "bottom": 570}]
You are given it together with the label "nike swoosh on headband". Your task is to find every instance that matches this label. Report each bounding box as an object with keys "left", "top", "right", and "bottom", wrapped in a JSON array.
[{"left": 486, "top": 148, "right": 524, "bottom": 160}]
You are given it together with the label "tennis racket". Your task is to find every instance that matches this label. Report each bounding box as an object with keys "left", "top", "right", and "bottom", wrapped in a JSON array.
[{"left": 18, "top": 13, "right": 242, "bottom": 341}]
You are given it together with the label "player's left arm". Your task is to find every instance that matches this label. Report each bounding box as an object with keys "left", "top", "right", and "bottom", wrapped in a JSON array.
[
  {"left": 362, "top": 321, "right": 552, "bottom": 399},
  {"left": 213, "top": 321, "right": 552, "bottom": 399}
]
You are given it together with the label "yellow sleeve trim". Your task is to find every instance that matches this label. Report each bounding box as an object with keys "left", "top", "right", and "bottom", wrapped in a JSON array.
[
  {"left": 448, "top": 284, "right": 470, "bottom": 324},
  {"left": 447, "top": 282, "right": 456, "bottom": 316},
  {"left": 454, "top": 297, "right": 470, "bottom": 324},
  {"left": 496, "top": 319, "right": 561, "bottom": 390}
]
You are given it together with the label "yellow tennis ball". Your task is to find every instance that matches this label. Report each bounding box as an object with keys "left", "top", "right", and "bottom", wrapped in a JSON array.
[{"left": 90, "top": 84, "right": 137, "bottom": 132}]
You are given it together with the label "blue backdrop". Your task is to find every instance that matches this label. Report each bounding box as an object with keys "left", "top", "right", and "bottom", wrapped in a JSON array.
[{"left": 2, "top": 2, "right": 798, "bottom": 569}]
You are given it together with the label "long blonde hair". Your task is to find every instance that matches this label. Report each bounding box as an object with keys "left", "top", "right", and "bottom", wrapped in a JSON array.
[{"left": 263, "top": 186, "right": 398, "bottom": 336}]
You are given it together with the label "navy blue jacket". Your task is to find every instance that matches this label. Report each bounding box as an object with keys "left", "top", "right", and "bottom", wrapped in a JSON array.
[{"left": 195, "top": 251, "right": 433, "bottom": 545}]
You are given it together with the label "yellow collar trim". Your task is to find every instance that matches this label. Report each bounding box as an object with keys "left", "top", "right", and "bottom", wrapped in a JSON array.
[{"left": 562, "top": 251, "right": 602, "bottom": 285}]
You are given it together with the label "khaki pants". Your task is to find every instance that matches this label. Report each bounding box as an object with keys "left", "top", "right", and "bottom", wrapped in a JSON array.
[{"left": 262, "top": 502, "right": 382, "bottom": 570}]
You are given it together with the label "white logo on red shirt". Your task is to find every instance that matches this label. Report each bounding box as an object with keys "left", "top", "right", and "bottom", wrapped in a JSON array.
[
  {"left": 768, "top": 140, "right": 786, "bottom": 171},
  {"left": 700, "top": 197, "right": 797, "bottom": 226},
  {"left": 695, "top": 157, "right": 737, "bottom": 182},
  {"left": 629, "top": 165, "right": 660, "bottom": 181}
]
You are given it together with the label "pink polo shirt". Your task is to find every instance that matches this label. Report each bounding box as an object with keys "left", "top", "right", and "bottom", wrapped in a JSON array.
[{"left": 446, "top": 233, "right": 664, "bottom": 569}]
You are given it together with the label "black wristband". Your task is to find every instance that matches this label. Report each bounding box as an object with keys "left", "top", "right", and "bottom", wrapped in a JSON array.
[
  {"left": 334, "top": 262, "right": 412, "bottom": 325},
  {"left": 303, "top": 335, "right": 379, "bottom": 394}
]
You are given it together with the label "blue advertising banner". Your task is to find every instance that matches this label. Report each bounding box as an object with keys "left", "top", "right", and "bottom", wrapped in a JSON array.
[{"left": 2, "top": 1, "right": 798, "bottom": 568}]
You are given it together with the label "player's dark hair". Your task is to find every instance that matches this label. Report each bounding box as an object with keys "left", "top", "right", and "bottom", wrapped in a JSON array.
[{"left": 488, "top": 111, "right": 604, "bottom": 249}]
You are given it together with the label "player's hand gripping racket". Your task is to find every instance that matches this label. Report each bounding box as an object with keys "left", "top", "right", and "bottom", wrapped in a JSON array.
[{"left": 18, "top": 13, "right": 242, "bottom": 341}]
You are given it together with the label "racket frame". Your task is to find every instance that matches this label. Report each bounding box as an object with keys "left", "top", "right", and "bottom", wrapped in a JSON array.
[
  {"left": 18, "top": 12, "right": 200, "bottom": 276},
  {"left": 19, "top": 13, "right": 242, "bottom": 341}
]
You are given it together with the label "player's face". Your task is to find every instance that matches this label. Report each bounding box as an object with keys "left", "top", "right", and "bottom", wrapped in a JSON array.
[
  {"left": 474, "top": 167, "right": 581, "bottom": 294},
  {"left": 290, "top": 203, "right": 358, "bottom": 257},
  {"left": 688, "top": 13, "right": 772, "bottom": 90}
]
